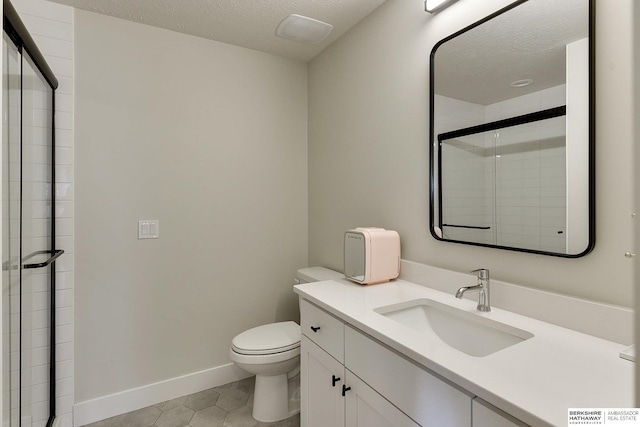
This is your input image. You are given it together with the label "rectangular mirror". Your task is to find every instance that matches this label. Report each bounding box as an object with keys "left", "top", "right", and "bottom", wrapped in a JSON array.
[{"left": 429, "top": 0, "right": 594, "bottom": 257}]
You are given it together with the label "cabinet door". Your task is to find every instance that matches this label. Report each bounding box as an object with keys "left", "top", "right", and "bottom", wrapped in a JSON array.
[
  {"left": 301, "top": 335, "right": 345, "bottom": 427},
  {"left": 345, "top": 370, "right": 420, "bottom": 427},
  {"left": 344, "top": 326, "right": 472, "bottom": 426},
  {"left": 473, "top": 398, "right": 529, "bottom": 427}
]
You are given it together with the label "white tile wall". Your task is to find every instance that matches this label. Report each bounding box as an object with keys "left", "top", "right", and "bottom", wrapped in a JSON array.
[
  {"left": 11, "top": 1, "right": 74, "bottom": 426},
  {"left": 433, "top": 94, "right": 488, "bottom": 241},
  {"left": 435, "top": 87, "right": 567, "bottom": 252}
]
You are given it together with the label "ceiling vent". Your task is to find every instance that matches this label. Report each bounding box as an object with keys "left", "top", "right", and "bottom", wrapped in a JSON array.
[{"left": 276, "top": 14, "right": 334, "bottom": 44}]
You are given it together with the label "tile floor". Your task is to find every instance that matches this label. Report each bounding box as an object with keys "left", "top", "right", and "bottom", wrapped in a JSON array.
[{"left": 84, "top": 377, "right": 300, "bottom": 427}]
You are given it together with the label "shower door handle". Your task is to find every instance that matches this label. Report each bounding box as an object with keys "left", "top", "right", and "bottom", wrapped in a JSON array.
[{"left": 23, "top": 249, "right": 65, "bottom": 269}]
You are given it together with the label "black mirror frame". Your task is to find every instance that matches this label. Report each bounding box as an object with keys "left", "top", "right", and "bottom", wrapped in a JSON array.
[{"left": 428, "top": 0, "right": 595, "bottom": 258}]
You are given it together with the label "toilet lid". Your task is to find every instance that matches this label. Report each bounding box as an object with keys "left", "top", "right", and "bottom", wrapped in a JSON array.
[{"left": 232, "top": 321, "right": 301, "bottom": 355}]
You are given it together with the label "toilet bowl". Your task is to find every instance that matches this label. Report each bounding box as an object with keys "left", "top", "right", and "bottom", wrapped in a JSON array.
[
  {"left": 229, "top": 267, "right": 345, "bottom": 422},
  {"left": 230, "top": 321, "right": 301, "bottom": 422}
]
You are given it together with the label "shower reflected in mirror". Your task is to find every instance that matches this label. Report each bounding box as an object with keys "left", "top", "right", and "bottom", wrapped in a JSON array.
[{"left": 429, "top": 0, "right": 594, "bottom": 257}]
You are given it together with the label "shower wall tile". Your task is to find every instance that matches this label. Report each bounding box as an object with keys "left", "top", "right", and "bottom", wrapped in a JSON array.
[
  {"left": 56, "top": 182, "right": 74, "bottom": 200},
  {"left": 56, "top": 236, "right": 74, "bottom": 253},
  {"left": 55, "top": 201, "right": 74, "bottom": 218},
  {"left": 10, "top": 0, "right": 73, "bottom": 25},
  {"left": 56, "top": 165, "right": 73, "bottom": 183},
  {"left": 45, "top": 56, "right": 73, "bottom": 77},
  {"left": 55, "top": 146, "right": 74, "bottom": 164},
  {"left": 56, "top": 359, "right": 73, "bottom": 377},
  {"left": 56, "top": 342, "right": 73, "bottom": 362},
  {"left": 56, "top": 76, "right": 73, "bottom": 95},
  {"left": 17, "top": 15, "right": 72, "bottom": 42},
  {"left": 54, "top": 255, "right": 73, "bottom": 273},
  {"left": 55, "top": 272, "right": 73, "bottom": 290},
  {"left": 13, "top": 0, "right": 75, "bottom": 426},
  {"left": 56, "top": 395, "right": 74, "bottom": 422},
  {"left": 56, "top": 94, "right": 74, "bottom": 113},
  {"left": 56, "top": 307, "right": 73, "bottom": 326},
  {"left": 28, "top": 37, "right": 74, "bottom": 60},
  {"left": 55, "top": 111, "right": 74, "bottom": 130},
  {"left": 57, "top": 378, "right": 73, "bottom": 396},
  {"left": 55, "top": 290, "right": 74, "bottom": 309},
  {"left": 56, "top": 324, "right": 74, "bottom": 343}
]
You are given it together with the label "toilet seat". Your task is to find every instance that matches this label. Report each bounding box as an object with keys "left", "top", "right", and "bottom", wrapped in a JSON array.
[{"left": 232, "top": 321, "right": 301, "bottom": 355}]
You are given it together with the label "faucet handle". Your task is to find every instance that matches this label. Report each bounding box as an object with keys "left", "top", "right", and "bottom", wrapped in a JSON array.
[{"left": 470, "top": 268, "right": 489, "bottom": 280}]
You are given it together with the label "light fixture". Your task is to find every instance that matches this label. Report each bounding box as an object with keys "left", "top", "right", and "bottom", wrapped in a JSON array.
[
  {"left": 276, "top": 14, "right": 334, "bottom": 44},
  {"left": 425, "top": 0, "right": 459, "bottom": 13},
  {"left": 510, "top": 78, "right": 534, "bottom": 88}
]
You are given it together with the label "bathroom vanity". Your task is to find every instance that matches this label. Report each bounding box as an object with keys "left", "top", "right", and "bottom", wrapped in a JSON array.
[{"left": 294, "top": 275, "right": 633, "bottom": 427}]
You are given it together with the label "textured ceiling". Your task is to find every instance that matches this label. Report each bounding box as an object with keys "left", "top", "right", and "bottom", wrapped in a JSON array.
[
  {"left": 46, "top": 0, "right": 388, "bottom": 62},
  {"left": 434, "top": 0, "right": 589, "bottom": 105}
]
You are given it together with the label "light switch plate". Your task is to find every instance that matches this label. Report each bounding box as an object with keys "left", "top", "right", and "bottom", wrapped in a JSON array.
[{"left": 138, "top": 220, "right": 159, "bottom": 239}]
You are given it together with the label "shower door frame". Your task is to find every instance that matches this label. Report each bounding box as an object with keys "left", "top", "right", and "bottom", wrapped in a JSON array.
[{"left": 3, "top": 1, "right": 59, "bottom": 426}]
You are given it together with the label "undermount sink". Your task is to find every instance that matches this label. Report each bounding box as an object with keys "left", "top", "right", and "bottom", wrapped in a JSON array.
[{"left": 374, "top": 299, "right": 533, "bottom": 357}]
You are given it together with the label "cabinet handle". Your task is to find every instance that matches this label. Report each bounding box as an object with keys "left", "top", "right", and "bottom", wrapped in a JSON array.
[
  {"left": 341, "top": 385, "right": 351, "bottom": 396},
  {"left": 332, "top": 375, "right": 341, "bottom": 387},
  {"left": 310, "top": 326, "right": 321, "bottom": 332}
]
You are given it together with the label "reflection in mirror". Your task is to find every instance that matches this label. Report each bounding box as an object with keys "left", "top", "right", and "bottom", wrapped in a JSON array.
[{"left": 430, "top": 0, "right": 594, "bottom": 257}]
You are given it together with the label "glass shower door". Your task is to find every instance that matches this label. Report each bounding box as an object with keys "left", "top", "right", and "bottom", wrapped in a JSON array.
[
  {"left": 3, "top": 28, "right": 58, "bottom": 427},
  {"left": 3, "top": 30, "right": 23, "bottom": 427},
  {"left": 20, "top": 47, "right": 55, "bottom": 427}
]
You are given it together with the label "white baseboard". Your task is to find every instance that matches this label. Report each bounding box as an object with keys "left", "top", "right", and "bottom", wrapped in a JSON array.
[{"left": 73, "top": 363, "right": 251, "bottom": 427}]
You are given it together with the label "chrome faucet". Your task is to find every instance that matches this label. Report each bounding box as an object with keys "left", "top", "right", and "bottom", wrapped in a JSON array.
[{"left": 455, "top": 268, "right": 491, "bottom": 312}]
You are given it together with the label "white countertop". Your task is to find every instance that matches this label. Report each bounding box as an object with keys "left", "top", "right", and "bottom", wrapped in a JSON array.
[{"left": 294, "top": 278, "right": 634, "bottom": 427}]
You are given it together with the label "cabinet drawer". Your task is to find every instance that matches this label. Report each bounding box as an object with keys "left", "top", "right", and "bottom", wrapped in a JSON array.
[
  {"left": 345, "top": 325, "right": 472, "bottom": 426},
  {"left": 300, "top": 299, "right": 345, "bottom": 363}
]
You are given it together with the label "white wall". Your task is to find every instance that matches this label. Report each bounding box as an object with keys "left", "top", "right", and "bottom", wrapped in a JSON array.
[
  {"left": 566, "top": 38, "right": 590, "bottom": 254},
  {"left": 308, "top": 0, "right": 635, "bottom": 308},
  {"left": 74, "top": 9, "right": 308, "bottom": 407},
  {"left": 9, "top": 1, "right": 75, "bottom": 426}
]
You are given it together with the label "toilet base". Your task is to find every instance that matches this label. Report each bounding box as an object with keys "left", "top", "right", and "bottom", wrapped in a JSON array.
[{"left": 252, "top": 372, "right": 300, "bottom": 422}]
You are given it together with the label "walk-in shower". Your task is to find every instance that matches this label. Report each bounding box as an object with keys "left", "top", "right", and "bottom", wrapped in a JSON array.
[{"left": 3, "top": 1, "right": 63, "bottom": 426}]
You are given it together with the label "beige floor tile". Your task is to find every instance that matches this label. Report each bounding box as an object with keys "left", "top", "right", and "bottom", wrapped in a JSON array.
[
  {"left": 190, "top": 406, "right": 227, "bottom": 427},
  {"left": 216, "top": 389, "right": 249, "bottom": 412},
  {"left": 121, "top": 406, "right": 161, "bottom": 427},
  {"left": 184, "top": 389, "right": 220, "bottom": 411},
  {"left": 222, "top": 406, "right": 258, "bottom": 427},
  {"left": 237, "top": 377, "right": 255, "bottom": 394},
  {"left": 155, "top": 406, "right": 194, "bottom": 427},
  {"left": 85, "top": 378, "right": 298, "bottom": 427},
  {"left": 155, "top": 396, "right": 188, "bottom": 412}
]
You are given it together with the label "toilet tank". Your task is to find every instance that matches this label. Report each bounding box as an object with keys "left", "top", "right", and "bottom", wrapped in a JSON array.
[{"left": 295, "top": 266, "right": 344, "bottom": 284}]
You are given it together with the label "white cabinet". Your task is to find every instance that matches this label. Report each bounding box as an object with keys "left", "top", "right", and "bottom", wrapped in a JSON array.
[
  {"left": 301, "top": 335, "right": 345, "bottom": 427},
  {"left": 300, "top": 299, "right": 344, "bottom": 362},
  {"left": 300, "top": 298, "right": 530, "bottom": 427},
  {"left": 301, "top": 335, "right": 419, "bottom": 427},
  {"left": 472, "top": 398, "right": 529, "bottom": 427},
  {"left": 345, "top": 371, "right": 420, "bottom": 427},
  {"left": 300, "top": 299, "right": 473, "bottom": 427},
  {"left": 344, "top": 325, "right": 472, "bottom": 426}
]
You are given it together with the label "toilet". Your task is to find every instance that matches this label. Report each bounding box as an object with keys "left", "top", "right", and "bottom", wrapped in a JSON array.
[{"left": 229, "top": 267, "right": 344, "bottom": 422}]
